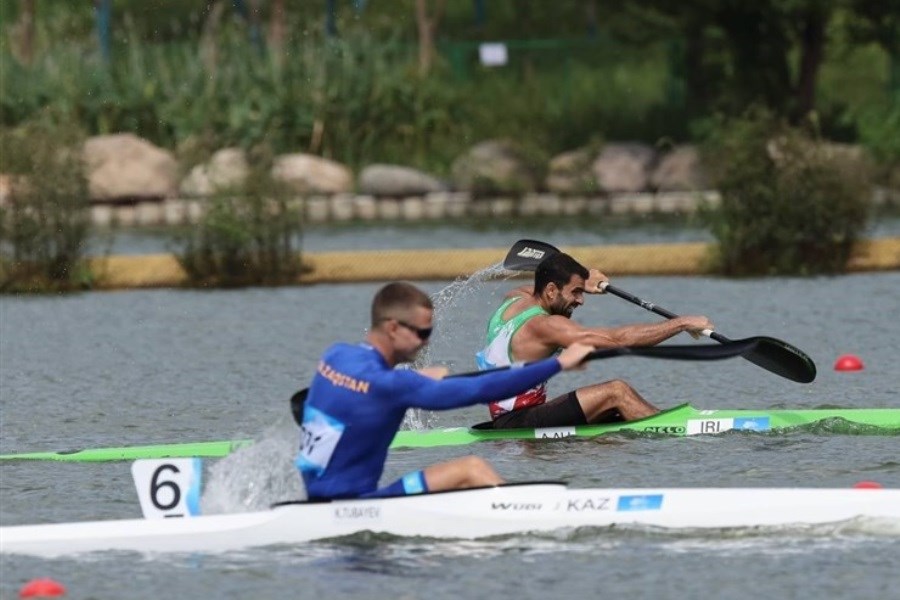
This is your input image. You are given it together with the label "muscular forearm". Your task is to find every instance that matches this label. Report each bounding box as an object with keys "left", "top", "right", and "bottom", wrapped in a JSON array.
[{"left": 591, "top": 319, "right": 689, "bottom": 348}]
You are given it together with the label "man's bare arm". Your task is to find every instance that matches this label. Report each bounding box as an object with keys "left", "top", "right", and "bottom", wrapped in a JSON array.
[{"left": 529, "top": 315, "right": 713, "bottom": 349}]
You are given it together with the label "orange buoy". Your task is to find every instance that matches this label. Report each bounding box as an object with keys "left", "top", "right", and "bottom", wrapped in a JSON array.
[
  {"left": 833, "top": 354, "right": 864, "bottom": 371},
  {"left": 19, "top": 579, "right": 66, "bottom": 598}
]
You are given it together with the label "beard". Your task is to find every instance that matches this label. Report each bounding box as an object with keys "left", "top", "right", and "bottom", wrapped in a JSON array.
[{"left": 549, "top": 297, "right": 575, "bottom": 318}]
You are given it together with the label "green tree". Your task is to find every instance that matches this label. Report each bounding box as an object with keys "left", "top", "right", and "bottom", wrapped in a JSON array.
[{"left": 612, "top": 0, "right": 841, "bottom": 119}]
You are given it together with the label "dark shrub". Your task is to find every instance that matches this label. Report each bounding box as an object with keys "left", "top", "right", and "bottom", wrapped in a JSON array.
[
  {"left": 0, "top": 122, "right": 92, "bottom": 292},
  {"left": 173, "top": 147, "right": 304, "bottom": 287},
  {"left": 701, "top": 109, "right": 871, "bottom": 275}
]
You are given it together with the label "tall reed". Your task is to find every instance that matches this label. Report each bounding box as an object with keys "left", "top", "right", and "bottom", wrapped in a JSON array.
[{"left": 0, "top": 25, "right": 685, "bottom": 175}]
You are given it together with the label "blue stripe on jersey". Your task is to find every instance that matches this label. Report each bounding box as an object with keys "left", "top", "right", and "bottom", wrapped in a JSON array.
[{"left": 402, "top": 471, "right": 427, "bottom": 495}]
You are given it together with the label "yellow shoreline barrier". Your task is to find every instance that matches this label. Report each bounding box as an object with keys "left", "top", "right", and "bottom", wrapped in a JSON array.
[{"left": 87, "top": 238, "right": 900, "bottom": 290}]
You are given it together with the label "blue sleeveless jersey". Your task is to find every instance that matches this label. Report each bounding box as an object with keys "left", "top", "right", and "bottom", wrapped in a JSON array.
[{"left": 297, "top": 342, "right": 561, "bottom": 499}]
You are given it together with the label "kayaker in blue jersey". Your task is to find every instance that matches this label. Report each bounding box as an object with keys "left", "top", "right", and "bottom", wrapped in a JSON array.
[
  {"left": 297, "top": 281, "right": 595, "bottom": 501},
  {"left": 477, "top": 252, "right": 713, "bottom": 429}
]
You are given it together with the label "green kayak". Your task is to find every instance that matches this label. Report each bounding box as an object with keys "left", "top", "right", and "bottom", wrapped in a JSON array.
[{"left": 1, "top": 404, "right": 897, "bottom": 462}]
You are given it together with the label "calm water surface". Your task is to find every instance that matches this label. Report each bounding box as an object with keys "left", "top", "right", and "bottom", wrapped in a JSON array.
[
  {"left": 1, "top": 230, "right": 899, "bottom": 599},
  {"left": 90, "top": 213, "right": 900, "bottom": 255}
]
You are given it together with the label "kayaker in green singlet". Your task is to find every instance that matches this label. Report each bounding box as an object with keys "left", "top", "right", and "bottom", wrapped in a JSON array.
[{"left": 477, "top": 253, "right": 713, "bottom": 429}]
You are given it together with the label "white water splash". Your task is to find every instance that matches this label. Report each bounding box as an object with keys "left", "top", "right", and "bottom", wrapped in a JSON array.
[
  {"left": 201, "top": 419, "right": 306, "bottom": 514},
  {"left": 401, "top": 262, "right": 516, "bottom": 430}
]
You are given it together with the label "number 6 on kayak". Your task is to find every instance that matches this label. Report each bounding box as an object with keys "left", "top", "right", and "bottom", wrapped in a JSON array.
[{"left": 131, "top": 458, "right": 203, "bottom": 519}]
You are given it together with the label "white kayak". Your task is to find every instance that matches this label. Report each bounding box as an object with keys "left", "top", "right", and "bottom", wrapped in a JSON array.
[{"left": 3, "top": 482, "right": 899, "bottom": 557}]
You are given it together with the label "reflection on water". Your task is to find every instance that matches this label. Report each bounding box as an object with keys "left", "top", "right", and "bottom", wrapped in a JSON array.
[{"left": 131, "top": 521, "right": 900, "bottom": 563}]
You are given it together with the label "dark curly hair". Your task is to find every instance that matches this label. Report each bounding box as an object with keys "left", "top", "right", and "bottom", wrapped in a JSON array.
[{"left": 534, "top": 253, "right": 588, "bottom": 295}]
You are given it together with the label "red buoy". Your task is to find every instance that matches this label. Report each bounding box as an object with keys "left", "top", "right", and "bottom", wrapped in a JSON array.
[
  {"left": 19, "top": 579, "right": 66, "bottom": 598},
  {"left": 833, "top": 354, "right": 864, "bottom": 371},
  {"left": 853, "top": 481, "right": 883, "bottom": 489}
]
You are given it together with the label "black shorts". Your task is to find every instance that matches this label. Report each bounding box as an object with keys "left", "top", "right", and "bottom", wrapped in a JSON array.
[{"left": 491, "top": 391, "right": 588, "bottom": 429}]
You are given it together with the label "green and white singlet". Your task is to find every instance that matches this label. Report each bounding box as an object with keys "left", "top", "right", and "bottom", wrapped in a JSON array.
[{"left": 476, "top": 297, "right": 549, "bottom": 419}]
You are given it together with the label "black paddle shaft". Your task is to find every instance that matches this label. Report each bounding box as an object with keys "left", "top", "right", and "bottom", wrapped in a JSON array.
[{"left": 604, "top": 284, "right": 721, "bottom": 335}]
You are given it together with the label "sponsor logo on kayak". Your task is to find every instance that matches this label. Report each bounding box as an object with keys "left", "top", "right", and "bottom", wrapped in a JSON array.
[
  {"left": 492, "top": 502, "right": 543, "bottom": 511},
  {"left": 334, "top": 506, "right": 381, "bottom": 520},
  {"left": 643, "top": 426, "right": 687, "bottom": 434},
  {"left": 517, "top": 247, "right": 546, "bottom": 260},
  {"left": 616, "top": 494, "right": 664, "bottom": 511}
]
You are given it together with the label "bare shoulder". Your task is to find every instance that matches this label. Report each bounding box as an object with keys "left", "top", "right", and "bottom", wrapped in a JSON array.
[{"left": 504, "top": 285, "right": 532, "bottom": 300}]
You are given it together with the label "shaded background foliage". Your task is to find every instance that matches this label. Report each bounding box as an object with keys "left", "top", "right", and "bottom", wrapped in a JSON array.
[{"left": 1, "top": 0, "right": 897, "bottom": 173}]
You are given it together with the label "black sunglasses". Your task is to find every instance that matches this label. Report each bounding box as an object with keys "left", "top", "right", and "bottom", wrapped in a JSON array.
[{"left": 396, "top": 320, "right": 433, "bottom": 341}]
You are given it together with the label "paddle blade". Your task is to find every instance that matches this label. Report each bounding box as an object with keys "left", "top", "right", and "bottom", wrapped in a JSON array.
[
  {"left": 290, "top": 389, "right": 309, "bottom": 426},
  {"left": 741, "top": 337, "right": 817, "bottom": 383},
  {"left": 502, "top": 239, "right": 560, "bottom": 271},
  {"left": 587, "top": 338, "right": 759, "bottom": 362}
]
